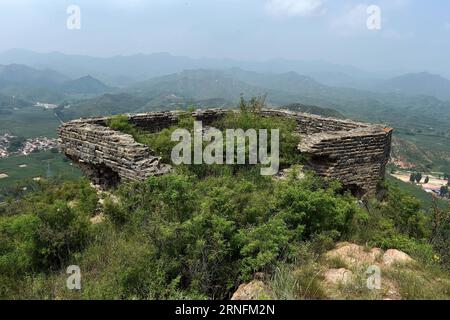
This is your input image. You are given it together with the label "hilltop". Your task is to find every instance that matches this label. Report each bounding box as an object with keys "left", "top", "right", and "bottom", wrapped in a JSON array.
[{"left": 1, "top": 107, "right": 449, "bottom": 300}]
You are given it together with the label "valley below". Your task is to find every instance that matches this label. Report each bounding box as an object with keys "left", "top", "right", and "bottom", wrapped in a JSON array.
[
  {"left": 2, "top": 64, "right": 450, "bottom": 203},
  {"left": 1, "top": 52, "right": 449, "bottom": 301}
]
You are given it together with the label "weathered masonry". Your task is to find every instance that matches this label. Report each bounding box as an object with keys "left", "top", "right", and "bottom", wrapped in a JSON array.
[{"left": 58, "top": 109, "right": 393, "bottom": 196}]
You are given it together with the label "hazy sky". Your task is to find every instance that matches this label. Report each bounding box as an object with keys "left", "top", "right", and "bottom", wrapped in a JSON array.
[{"left": 1, "top": 0, "right": 449, "bottom": 74}]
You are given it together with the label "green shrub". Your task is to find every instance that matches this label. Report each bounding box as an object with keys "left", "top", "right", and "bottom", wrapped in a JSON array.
[
  {"left": 33, "top": 200, "right": 92, "bottom": 269},
  {"left": 106, "top": 114, "right": 133, "bottom": 132},
  {"left": 237, "top": 217, "right": 292, "bottom": 280},
  {"left": 274, "top": 175, "right": 364, "bottom": 240},
  {"left": 107, "top": 109, "right": 304, "bottom": 172},
  {"left": 0, "top": 214, "right": 40, "bottom": 276},
  {"left": 99, "top": 172, "right": 366, "bottom": 298},
  {"left": 213, "top": 110, "right": 304, "bottom": 168},
  {"left": 0, "top": 180, "right": 97, "bottom": 275},
  {"left": 372, "top": 234, "right": 435, "bottom": 264},
  {"left": 348, "top": 183, "right": 441, "bottom": 267}
]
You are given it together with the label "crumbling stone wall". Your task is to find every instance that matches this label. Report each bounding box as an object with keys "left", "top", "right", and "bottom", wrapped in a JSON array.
[
  {"left": 58, "top": 109, "right": 392, "bottom": 195},
  {"left": 58, "top": 121, "right": 171, "bottom": 188}
]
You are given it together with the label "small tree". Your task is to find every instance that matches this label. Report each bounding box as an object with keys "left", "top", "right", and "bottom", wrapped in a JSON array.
[
  {"left": 239, "top": 94, "right": 247, "bottom": 113},
  {"left": 430, "top": 198, "right": 450, "bottom": 270},
  {"left": 239, "top": 94, "right": 267, "bottom": 115},
  {"left": 409, "top": 173, "right": 416, "bottom": 183},
  {"left": 415, "top": 172, "right": 423, "bottom": 184}
]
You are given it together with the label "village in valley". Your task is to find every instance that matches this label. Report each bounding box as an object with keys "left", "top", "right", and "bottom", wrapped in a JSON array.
[
  {"left": 0, "top": 133, "right": 59, "bottom": 181},
  {"left": 0, "top": 133, "right": 57, "bottom": 159},
  {"left": 34, "top": 102, "right": 59, "bottom": 110}
]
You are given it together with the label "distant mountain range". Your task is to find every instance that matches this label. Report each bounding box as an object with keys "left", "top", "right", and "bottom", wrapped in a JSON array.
[
  {"left": 0, "top": 51, "right": 449, "bottom": 148},
  {"left": 0, "top": 49, "right": 375, "bottom": 87},
  {"left": 1, "top": 61, "right": 448, "bottom": 131},
  {"left": 2, "top": 49, "right": 450, "bottom": 104},
  {"left": 54, "top": 69, "right": 449, "bottom": 139},
  {"left": 131, "top": 69, "right": 266, "bottom": 102},
  {"left": 0, "top": 64, "right": 114, "bottom": 102},
  {"left": 376, "top": 72, "right": 450, "bottom": 101}
]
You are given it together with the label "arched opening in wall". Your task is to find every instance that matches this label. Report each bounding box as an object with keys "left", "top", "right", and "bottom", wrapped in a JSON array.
[
  {"left": 75, "top": 160, "right": 121, "bottom": 190},
  {"left": 95, "top": 165, "right": 121, "bottom": 189},
  {"left": 343, "top": 184, "right": 366, "bottom": 198}
]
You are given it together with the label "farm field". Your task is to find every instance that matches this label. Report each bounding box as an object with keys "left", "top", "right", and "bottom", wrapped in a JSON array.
[
  {"left": 0, "top": 150, "right": 81, "bottom": 190},
  {"left": 0, "top": 107, "right": 61, "bottom": 138}
]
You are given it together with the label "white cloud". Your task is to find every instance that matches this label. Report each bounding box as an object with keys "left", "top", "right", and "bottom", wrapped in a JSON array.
[{"left": 265, "top": 0, "right": 326, "bottom": 17}]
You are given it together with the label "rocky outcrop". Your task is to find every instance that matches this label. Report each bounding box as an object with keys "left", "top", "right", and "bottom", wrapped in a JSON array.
[
  {"left": 231, "top": 280, "right": 271, "bottom": 300},
  {"left": 382, "top": 249, "right": 414, "bottom": 267},
  {"left": 323, "top": 268, "right": 354, "bottom": 286},
  {"left": 324, "top": 242, "right": 414, "bottom": 269},
  {"left": 230, "top": 243, "right": 415, "bottom": 301},
  {"left": 324, "top": 242, "right": 384, "bottom": 267},
  {"left": 58, "top": 108, "right": 392, "bottom": 194},
  {"left": 320, "top": 243, "right": 416, "bottom": 300}
]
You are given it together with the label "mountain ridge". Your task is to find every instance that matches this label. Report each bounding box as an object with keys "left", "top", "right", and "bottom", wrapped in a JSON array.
[
  {"left": 377, "top": 72, "right": 450, "bottom": 101},
  {"left": 0, "top": 49, "right": 376, "bottom": 87}
]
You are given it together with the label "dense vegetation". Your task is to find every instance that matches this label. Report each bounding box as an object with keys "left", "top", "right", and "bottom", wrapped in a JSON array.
[
  {"left": 1, "top": 107, "right": 449, "bottom": 300},
  {"left": 107, "top": 98, "right": 304, "bottom": 172},
  {"left": 1, "top": 170, "right": 449, "bottom": 299}
]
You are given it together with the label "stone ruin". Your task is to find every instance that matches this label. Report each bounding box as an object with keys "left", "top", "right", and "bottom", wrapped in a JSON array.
[{"left": 58, "top": 109, "right": 393, "bottom": 196}]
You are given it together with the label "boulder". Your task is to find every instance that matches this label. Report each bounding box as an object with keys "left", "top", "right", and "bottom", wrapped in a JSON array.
[
  {"left": 382, "top": 249, "right": 414, "bottom": 267},
  {"left": 323, "top": 268, "right": 354, "bottom": 286},
  {"left": 231, "top": 280, "right": 270, "bottom": 300},
  {"left": 324, "top": 242, "right": 383, "bottom": 268}
]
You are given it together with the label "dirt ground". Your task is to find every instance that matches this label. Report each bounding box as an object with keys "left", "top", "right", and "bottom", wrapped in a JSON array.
[{"left": 391, "top": 172, "right": 448, "bottom": 191}]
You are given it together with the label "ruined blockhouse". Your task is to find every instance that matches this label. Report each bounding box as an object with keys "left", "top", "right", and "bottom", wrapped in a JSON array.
[{"left": 58, "top": 109, "right": 393, "bottom": 196}]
